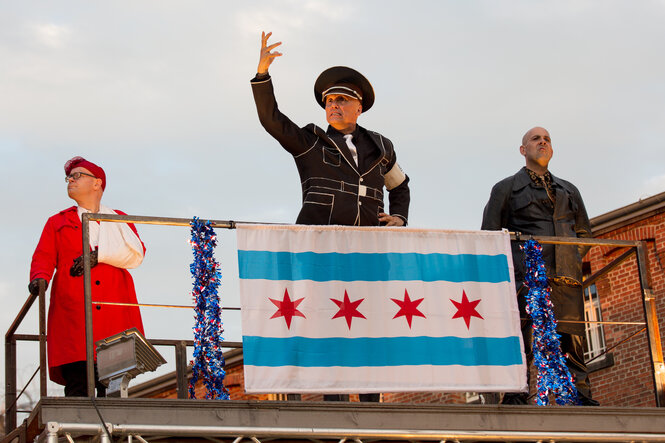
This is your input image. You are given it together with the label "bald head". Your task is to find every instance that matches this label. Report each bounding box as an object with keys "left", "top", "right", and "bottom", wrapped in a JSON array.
[
  {"left": 520, "top": 126, "right": 553, "bottom": 174},
  {"left": 522, "top": 127, "right": 549, "bottom": 146}
]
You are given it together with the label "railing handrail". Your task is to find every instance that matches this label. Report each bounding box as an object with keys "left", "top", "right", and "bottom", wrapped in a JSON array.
[
  {"left": 83, "top": 213, "right": 645, "bottom": 249},
  {"left": 6, "top": 292, "right": 38, "bottom": 340},
  {"left": 86, "top": 213, "right": 237, "bottom": 228},
  {"left": 508, "top": 232, "right": 638, "bottom": 248}
]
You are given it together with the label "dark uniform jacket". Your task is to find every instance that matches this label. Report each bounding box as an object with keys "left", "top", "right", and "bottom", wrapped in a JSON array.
[
  {"left": 251, "top": 75, "right": 410, "bottom": 226},
  {"left": 481, "top": 167, "right": 591, "bottom": 335}
]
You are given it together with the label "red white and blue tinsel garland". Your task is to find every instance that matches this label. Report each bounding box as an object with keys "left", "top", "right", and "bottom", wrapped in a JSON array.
[
  {"left": 188, "top": 217, "right": 230, "bottom": 400},
  {"left": 522, "top": 239, "right": 578, "bottom": 405}
]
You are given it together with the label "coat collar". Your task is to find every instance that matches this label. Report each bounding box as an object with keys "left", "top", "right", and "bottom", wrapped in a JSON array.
[
  {"left": 51, "top": 206, "right": 82, "bottom": 230},
  {"left": 59, "top": 206, "right": 81, "bottom": 223},
  {"left": 512, "top": 167, "right": 568, "bottom": 191}
]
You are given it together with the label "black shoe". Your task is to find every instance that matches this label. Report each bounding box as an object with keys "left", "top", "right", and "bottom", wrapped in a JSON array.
[
  {"left": 578, "top": 396, "right": 600, "bottom": 406},
  {"left": 501, "top": 393, "right": 529, "bottom": 405}
]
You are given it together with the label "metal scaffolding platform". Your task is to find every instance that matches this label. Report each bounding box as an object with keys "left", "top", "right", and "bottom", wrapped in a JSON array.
[{"left": 4, "top": 397, "right": 665, "bottom": 442}]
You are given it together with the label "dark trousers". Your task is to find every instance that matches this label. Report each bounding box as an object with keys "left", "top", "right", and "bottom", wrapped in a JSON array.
[
  {"left": 524, "top": 320, "right": 593, "bottom": 398},
  {"left": 60, "top": 361, "right": 106, "bottom": 397},
  {"left": 503, "top": 320, "right": 596, "bottom": 404}
]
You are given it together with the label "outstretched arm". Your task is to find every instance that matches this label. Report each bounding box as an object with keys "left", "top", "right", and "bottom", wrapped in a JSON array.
[{"left": 257, "top": 31, "right": 282, "bottom": 75}]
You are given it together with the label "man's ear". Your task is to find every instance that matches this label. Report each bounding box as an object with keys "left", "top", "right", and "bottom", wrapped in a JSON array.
[{"left": 519, "top": 145, "right": 526, "bottom": 156}]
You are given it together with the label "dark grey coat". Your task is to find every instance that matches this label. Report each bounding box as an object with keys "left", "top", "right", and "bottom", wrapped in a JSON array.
[{"left": 481, "top": 167, "right": 591, "bottom": 335}]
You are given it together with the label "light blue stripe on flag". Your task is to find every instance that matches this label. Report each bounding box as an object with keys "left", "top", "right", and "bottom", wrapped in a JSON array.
[
  {"left": 243, "top": 336, "right": 523, "bottom": 367},
  {"left": 238, "top": 251, "right": 510, "bottom": 283}
]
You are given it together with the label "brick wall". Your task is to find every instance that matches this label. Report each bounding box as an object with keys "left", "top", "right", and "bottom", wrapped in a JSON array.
[
  {"left": 183, "top": 363, "right": 469, "bottom": 403},
  {"left": 585, "top": 213, "right": 665, "bottom": 407}
]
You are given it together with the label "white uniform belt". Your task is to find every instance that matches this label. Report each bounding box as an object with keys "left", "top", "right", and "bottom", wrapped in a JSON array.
[{"left": 303, "top": 177, "right": 383, "bottom": 201}]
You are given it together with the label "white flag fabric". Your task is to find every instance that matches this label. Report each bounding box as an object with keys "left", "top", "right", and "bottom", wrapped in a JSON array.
[{"left": 237, "top": 224, "right": 526, "bottom": 394}]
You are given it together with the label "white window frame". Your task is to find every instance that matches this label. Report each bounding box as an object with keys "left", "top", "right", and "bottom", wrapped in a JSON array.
[{"left": 583, "top": 283, "right": 607, "bottom": 362}]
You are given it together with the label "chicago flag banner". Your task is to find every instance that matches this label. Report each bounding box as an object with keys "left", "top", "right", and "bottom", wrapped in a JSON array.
[{"left": 237, "top": 224, "right": 526, "bottom": 393}]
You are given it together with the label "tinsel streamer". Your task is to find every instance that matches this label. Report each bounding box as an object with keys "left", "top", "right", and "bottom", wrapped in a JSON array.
[
  {"left": 522, "top": 239, "right": 578, "bottom": 406},
  {"left": 188, "top": 217, "right": 230, "bottom": 400}
]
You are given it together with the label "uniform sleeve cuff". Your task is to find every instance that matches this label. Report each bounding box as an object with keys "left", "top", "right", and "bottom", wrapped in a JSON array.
[
  {"left": 251, "top": 73, "right": 271, "bottom": 83},
  {"left": 392, "top": 214, "right": 408, "bottom": 226}
]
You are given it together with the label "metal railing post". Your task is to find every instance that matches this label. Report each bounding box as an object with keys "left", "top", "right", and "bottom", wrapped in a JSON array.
[
  {"left": 635, "top": 241, "right": 665, "bottom": 406},
  {"left": 39, "top": 279, "right": 48, "bottom": 397},
  {"left": 5, "top": 288, "right": 41, "bottom": 433},
  {"left": 175, "top": 340, "right": 188, "bottom": 399},
  {"left": 82, "top": 212, "right": 95, "bottom": 397},
  {"left": 5, "top": 334, "right": 17, "bottom": 432}
]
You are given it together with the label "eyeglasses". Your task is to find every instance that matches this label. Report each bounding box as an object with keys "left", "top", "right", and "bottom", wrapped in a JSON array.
[{"left": 65, "top": 171, "right": 97, "bottom": 182}]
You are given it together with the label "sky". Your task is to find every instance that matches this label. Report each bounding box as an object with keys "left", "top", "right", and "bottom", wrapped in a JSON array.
[{"left": 1, "top": 0, "right": 664, "bottom": 407}]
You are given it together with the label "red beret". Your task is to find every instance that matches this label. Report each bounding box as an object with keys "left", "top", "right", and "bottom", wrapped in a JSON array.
[{"left": 64, "top": 156, "right": 106, "bottom": 190}]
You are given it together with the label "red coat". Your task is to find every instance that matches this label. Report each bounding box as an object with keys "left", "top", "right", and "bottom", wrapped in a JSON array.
[{"left": 30, "top": 206, "right": 145, "bottom": 385}]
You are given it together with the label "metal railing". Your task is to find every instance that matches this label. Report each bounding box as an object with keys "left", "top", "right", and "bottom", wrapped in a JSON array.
[
  {"left": 4, "top": 214, "right": 665, "bottom": 435},
  {"left": 40, "top": 421, "right": 665, "bottom": 442}
]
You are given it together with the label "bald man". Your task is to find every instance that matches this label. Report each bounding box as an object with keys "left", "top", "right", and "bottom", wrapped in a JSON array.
[{"left": 481, "top": 127, "right": 598, "bottom": 406}]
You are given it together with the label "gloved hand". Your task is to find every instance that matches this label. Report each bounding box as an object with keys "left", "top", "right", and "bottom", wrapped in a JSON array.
[
  {"left": 70, "top": 249, "right": 99, "bottom": 277},
  {"left": 28, "top": 278, "right": 48, "bottom": 295}
]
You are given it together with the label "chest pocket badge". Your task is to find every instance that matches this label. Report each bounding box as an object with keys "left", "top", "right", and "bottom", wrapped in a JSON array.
[{"left": 322, "top": 147, "right": 341, "bottom": 167}]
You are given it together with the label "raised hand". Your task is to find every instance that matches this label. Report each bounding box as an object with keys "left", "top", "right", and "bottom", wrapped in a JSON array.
[{"left": 257, "top": 31, "right": 283, "bottom": 75}]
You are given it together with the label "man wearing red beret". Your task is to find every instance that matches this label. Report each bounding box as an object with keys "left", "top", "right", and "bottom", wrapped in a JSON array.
[{"left": 29, "top": 156, "right": 145, "bottom": 396}]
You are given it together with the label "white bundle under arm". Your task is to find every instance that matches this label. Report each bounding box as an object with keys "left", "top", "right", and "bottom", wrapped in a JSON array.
[{"left": 78, "top": 205, "right": 144, "bottom": 269}]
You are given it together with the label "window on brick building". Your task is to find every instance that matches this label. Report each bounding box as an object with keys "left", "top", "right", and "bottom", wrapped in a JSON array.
[
  {"left": 583, "top": 282, "right": 607, "bottom": 361},
  {"left": 465, "top": 392, "right": 481, "bottom": 404}
]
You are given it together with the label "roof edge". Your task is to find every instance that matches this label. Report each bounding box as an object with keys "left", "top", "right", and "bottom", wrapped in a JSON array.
[{"left": 590, "top": 191, "right": 665, "bottom": 235}]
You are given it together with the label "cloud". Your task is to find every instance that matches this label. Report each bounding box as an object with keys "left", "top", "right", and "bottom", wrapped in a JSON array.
[
  {"left": 29, "top": 22, "right": 72, "bottom": 49},
  {"left": 233, "top": 0, "right": 355, "bottom": 37}
]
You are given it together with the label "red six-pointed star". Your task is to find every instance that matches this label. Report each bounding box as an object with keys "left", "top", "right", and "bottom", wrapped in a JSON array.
[
  {"left": 269, "top": 288, "right": 305, "bottom": 329},
  {"left": 450, "top": 290, "right": 484, "bottom": 329},
  {"left": 331, "top": 290, "right": 366, "bottom": 329},
  {"left": 391, "top": 289, "right": 426, "bottom": 328}
]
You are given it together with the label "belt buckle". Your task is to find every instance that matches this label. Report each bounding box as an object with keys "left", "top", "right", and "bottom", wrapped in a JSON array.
[{"left": 358, "top": 184, "right": 367, "bottom": 197}]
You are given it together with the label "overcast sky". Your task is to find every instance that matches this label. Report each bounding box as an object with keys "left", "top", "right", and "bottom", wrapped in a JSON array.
[{"left": 1, "top": 1, "right": 664, "bottom": 403}]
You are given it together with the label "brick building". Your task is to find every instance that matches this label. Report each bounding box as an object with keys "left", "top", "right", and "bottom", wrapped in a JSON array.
[
  {"left": 583, "top": 191, "right": 665, "bottom": 407},
  {"left": 132, "top": 192, "right": 665, "bottom": 406}
]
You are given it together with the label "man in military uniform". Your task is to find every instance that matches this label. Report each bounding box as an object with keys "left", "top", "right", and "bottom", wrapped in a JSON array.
[
  {"left": 250, "top": 32, "right": 410, "bottom": 402},
  {"left": 481, "top": 127, "right": 598, "bottom": 406},
  {"left": 250, "top": 32, "right": 410, "bottom": 227}
]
